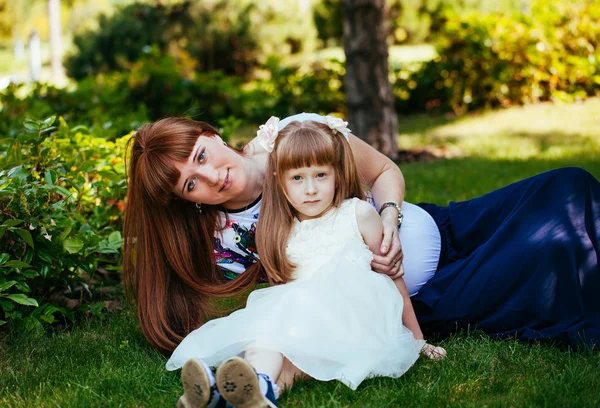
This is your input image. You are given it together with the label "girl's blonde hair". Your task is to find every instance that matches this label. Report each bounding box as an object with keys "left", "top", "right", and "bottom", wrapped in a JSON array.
[{"left": 256, "top": 120, "right": 365, "bottom": 284}]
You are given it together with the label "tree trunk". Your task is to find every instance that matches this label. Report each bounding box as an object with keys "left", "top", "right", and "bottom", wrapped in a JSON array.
[
  {"left": 342, "top": 0, "right": 398, "bottom": 159},
  {"left": 48, "top": 0, "right": 64, "bottom": 79}
]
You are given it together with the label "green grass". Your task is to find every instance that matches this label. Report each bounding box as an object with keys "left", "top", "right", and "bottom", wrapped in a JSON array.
[{"left": 2, "top": 100, "right": 600, "bottom": 407}]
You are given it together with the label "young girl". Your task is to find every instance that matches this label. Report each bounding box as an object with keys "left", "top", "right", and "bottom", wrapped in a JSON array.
[{"left": 167, "top": 118, "right": 445, "bottom": 408}]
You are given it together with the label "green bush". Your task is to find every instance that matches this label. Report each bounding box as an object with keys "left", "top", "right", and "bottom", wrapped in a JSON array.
[
  {"left": 394, "top": 0, "right": 600, "bottom": 114},
  {"left": 66, "top": 0, "right": 317, "bottom": 80},
  {"left": 0, "top": 81, "right": 148, "bottom": 140},
  {"left": 240, "top": 57, "right": 346, "bottom": 122},
  {"left": 0, "top": 116, "right": 127, "bottom": 333}
]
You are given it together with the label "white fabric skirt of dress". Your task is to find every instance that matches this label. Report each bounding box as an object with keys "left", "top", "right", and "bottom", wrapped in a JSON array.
[{"left": 166, "top": 239, "right": 423, "bottom": 390}]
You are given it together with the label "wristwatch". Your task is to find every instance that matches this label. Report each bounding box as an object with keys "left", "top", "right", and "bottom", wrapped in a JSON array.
[{"left": 379, "top": 202, "right": 404, "bottom": 227}]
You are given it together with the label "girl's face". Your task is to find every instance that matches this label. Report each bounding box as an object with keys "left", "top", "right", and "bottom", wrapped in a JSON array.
[
  {"left": 173, "top": 135, "right": 248, "bottom": 206},
  {"left": 283, "top": 164, "right": 336, "bottom": 221}
]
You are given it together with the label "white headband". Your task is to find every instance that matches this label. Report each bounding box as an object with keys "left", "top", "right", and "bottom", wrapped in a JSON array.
[{"left": 256, "top": 112, "right": 351, "bottom": 153}]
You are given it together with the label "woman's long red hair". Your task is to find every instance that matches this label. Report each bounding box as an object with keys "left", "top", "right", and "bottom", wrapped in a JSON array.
[{"left": 123, "top": 118, "right": 260, "bottom": 353}]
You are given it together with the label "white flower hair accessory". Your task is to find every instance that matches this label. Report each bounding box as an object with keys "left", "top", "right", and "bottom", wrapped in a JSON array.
[
  {"left": 256, "top": 116, "right": 280, "bottom": 153},
  {"left": 324, "top": 115, "right": 351, "bottom": 139},
  {"left": 258, "top": 113, "right": 352, "bottom": 152}
]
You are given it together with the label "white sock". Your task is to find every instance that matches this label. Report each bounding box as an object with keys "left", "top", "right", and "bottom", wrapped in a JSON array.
[
  {"left": 257, "top": 374, "right": 281, "bottom": 399},
  {"left": 200, "top": 359, "right": 216, "bottom": 387}
]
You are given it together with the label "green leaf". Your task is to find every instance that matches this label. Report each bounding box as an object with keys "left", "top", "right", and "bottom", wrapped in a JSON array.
[
  {"left": 23, "top": 122, "right": 40, "bottom": 132},
  {"left": 43, "top": 115, "right": 57, "bottom": 127},
  {"left": 2, "top": 219, "right": 24, "bottom": 227},
  {"left": 54, "top": 185, "right": 73, "bottom": 198},
  {"left": 59, "top": 228, "right": 72, "bottom": 243},
  {"left": 0, "top": 281, "right": 17, "bottom": 292},
  {"left": 0, "top": 320, "right": 6, "bottom": 326},
  {"left": 39, "top": 126, "right": 57, "bottom": 135},
  {"left": 23, "top": 250, "right": 33, "bottom": 265},
  {"left": 37, "top": 250, "right": 53, "bottom": 263},
  {"left": 63, "top": 237, "right": 84, "bottom": 254},
  {"left": 40, "top": 314, "right": 55, "bottom": 324},
  {"left": 70, "top": 125, "right": 89, "bottom": 133},
  {"left": 15, "top": 282, "right": 30, "bottom": 292},
  {"left": 14, "top": 229, "right": 34, "bottom": 248},
  {"left": 38, "top": 265, "right": 50, "bottom": 278},
  {"left": 0, "top": 253, "right": 9, "bottom": 265},
  {"left": 1, "top": 299, "right": 14, "bottom": 312},
  {"left": 5, "top": 294, "right": 38, "bottom": 307},
  {"left": 21, "top": 269, "right": 39, "bottom": 278},
  {"left": 43, "top": 305, "right": 61, "bottom": 316},
  {"left": 108, "top": 231, "right": 122, "bottom": 244},
  {"left": 3, "top": 260, "right": 31, "bottom": 268},
  {"left": 45, "top": 170, "right": 57, "bottom": 186}
]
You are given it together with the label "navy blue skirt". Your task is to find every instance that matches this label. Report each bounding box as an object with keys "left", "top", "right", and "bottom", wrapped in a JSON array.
[{"left": 414, "top": 167, "right": 600, "bottom": 349}]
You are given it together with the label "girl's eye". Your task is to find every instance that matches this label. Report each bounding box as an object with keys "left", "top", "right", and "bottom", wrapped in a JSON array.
[
  {"left": 292, "top": 175, "right": 302, "bottom": 181},
  {"left": 317, "top": 173, "right": 326, "bottom": 178},
  {"left": 187, "top": 178, "right": 196, "bottom": 192},
  {"left": 198, "top": 148, "right": 206, "bottom": 163}
]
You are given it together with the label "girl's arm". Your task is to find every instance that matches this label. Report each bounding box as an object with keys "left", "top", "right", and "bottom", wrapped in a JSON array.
[
  {"left": 355, "top": 201, "right": 424, "bottom": 341},
  {"left": 349, "top": 134, "right": 405, "bottom": 277}
]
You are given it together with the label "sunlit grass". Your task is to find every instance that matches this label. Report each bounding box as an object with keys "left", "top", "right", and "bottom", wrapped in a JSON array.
[{"left": 398, "top": 98, "right": 600, "bottom": 161}]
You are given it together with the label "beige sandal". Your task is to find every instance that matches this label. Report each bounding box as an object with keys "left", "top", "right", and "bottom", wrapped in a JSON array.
[
  {"left": 177, "top": 359, "right": 214, "bottom": 408},
  {"left": 421, "top": 343, "right": 447, "bottom": 360},
  {"left": 216, "top": 356, "right": 277, "bottom": 408}
]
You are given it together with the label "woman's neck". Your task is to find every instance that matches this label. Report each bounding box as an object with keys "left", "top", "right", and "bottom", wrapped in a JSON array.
[{"left": 222, "top": 151, "right": 267, "bottom": 211}]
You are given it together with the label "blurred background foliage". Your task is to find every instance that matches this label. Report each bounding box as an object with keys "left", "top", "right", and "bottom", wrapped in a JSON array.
[{"left": 0, "top": 0, "right": 599, "bottom": 333}]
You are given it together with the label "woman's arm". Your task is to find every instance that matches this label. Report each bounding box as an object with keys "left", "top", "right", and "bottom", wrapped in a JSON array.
[{"left": 350, "top": 134, "right": 405, "bottom": 278}]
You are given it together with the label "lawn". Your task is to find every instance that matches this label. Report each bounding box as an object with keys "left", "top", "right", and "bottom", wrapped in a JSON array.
[{"left": 1, "top": 100, "right": 599, "bottom": 407}]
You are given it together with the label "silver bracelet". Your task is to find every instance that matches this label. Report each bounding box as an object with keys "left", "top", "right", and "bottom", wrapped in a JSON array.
[{"left": 379, "top": 202, "right": 403, "bottom": 227}]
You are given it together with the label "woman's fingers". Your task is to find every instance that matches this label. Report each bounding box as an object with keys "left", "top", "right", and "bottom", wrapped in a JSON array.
[
  {"left": 379, "top": 219, "right": 398, "bottom": 254},
  {"left": 389, "top": 263, "right": 405, "bottom": 280},
  {"left": 371, "top": 239, "right": 404, "bottom": 276}
]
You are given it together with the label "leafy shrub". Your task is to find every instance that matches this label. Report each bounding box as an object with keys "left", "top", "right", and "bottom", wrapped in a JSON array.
[
  {"left": 0, "top": 81, "right": 148, "bottom": 140},
  {"left": 394, "top": 0, "right": 600, "bottom": 114},
  {"left": 240, "top": 57, "right": 346, "bottom": 122},
  {"left": 65, "top": 0, "right": 317, "bottom": 79},
  {"left": 0, "top": 116, "right": 127, "bottom": 333}
]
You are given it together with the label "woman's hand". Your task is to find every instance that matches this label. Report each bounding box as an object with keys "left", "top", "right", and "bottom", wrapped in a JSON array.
[{"left": 371, "top": 209, "right": 404, "bottom": 279}]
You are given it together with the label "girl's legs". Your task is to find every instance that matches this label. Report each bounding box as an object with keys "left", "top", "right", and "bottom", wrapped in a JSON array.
[
  {"left": 393, "top": 277, "right": 447, "bottom": 360},
  {"left": 244, "top": 346, "right": 283, "bottom": 381},
  {"left": 277, "top": 357, "right": 312, "bottom": 391}
]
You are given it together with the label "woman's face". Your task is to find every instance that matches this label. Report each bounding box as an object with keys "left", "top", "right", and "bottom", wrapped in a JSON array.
[{"left": 173, "top": 135, "right": 248, "bottom": 206}]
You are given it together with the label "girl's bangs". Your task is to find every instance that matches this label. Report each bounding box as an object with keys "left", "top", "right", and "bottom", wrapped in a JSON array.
[{"left": 276, "top": 128, "right": 335, "bottom": 172}]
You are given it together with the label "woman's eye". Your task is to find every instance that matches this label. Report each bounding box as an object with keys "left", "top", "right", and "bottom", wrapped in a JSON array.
[
  {"left": 198, "top": 149, "right": 206, "bottom": 163},
  {"left": 187, "top": 179, "right": 196, "bottom": 192}
]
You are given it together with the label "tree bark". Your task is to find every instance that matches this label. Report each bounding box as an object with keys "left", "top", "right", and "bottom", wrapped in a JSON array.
[{"left": 342, "top": 0, "right": 398, "bottom": 159}]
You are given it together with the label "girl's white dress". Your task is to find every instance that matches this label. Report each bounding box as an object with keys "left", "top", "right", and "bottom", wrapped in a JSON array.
[{"left": 166, "top": 198, "right": 423, "bottom": 390}]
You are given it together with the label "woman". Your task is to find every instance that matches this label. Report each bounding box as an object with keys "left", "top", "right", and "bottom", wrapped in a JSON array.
[{"left": 123, "top": 113, "right": 600, "bottom": 361}]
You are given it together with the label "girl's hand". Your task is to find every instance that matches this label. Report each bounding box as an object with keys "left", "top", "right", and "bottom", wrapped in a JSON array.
[{"left": 370, "top": 211, "right": 404, "bottom": 278}]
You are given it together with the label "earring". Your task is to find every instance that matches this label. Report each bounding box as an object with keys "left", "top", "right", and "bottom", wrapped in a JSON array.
[{"left": 195, "top": 202, "right": 203, "bottom": 215}]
